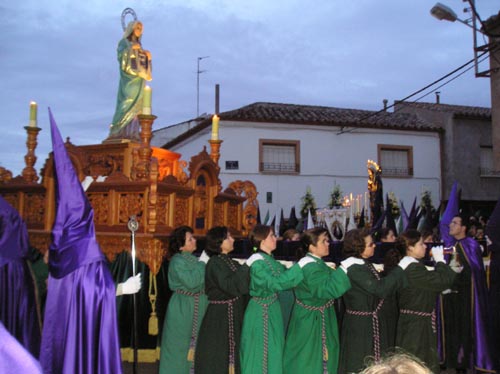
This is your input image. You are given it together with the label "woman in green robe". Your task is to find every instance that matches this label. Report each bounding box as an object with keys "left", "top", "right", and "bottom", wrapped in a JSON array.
[
  {"left": 395, "top": 230, "right": 457, "bottom": 374},
  {"left": 240, "top": 225, "right": 305, "bottom": 374},
  {"left": 338, "top": 229, "right": 407, "bottom": 374},
  {"left": 159, "top": 226, "right": 208, "bottom": 374},
  {"left": 109, "top": 20, "right": 152, "bottom": 140},
  {"left": 195, "top": 226, "right": 250, "bottom": 374},
  {"left": 284, "top": 227, "right": 351, "bottom": 374}
]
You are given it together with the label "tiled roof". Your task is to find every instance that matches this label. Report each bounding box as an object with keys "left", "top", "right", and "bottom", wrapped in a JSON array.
[
  {"left": 395, "top": 101, "right": 491, "bottom": 119},
  {"left": 162, "top": 102, "right": 439, "bottom": 148},
  {"left": 220, "top": 102, "right": 438, "bottom": 130}
]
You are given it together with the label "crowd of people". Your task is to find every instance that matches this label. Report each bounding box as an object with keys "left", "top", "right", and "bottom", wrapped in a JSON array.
[
  {"left": 155, "top": 211, "right": 497, "bottom": 374},
  {"left": 1, "top": 198, "right": 497, "bottom": 373}
]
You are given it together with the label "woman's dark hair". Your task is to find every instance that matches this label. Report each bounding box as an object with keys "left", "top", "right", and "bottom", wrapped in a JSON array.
[
  {"left": 343, "top": 228, "right": 371, "bottom": 259},
  {"left": 283, "top": 228, "right": 299, "bottom": 241},
  {"left": 168, "top": 226, "right": 194, "bottom": 256},
  {"left": 419, "top": 228, "right": 435, "bottom": 243},
  {"left": 379, "top": 227, "right": 395, "bottom": 241},
  {"left": 206, "top": 226, "right": 228, "bottom": 257},
  {"left": 383, "top": 248, "right": 403, "bottom": 275},
  {"left": 249, "top": 225, "right": 273, "bottom": 250},
  {"left": 296, "top": 227, "right": 329, "bottom": 258},
  {"left": 396, "top": 229, "right": 422, "bottom": 255}
]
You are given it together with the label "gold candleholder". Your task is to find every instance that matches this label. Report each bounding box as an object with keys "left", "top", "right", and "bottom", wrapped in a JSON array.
[
  {"left": 208, "top": 139, "right": 223, "bottom": 165},
  {"left": 22, "top": 126, "right": 42, "bottom": 183},
  {"left": 134, "top": 114, "right": 157, "bottom": 181}
]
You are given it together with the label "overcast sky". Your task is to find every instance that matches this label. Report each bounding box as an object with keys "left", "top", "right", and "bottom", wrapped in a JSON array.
[{"left": 1, "top": 0, "right": 498, "bottom": 177}]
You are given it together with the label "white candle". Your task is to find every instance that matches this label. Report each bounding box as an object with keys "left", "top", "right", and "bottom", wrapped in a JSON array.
[
  {"left": 142, "top": 85, "right": 152, "bottom": 115},
  {"left": 211, "top": 114, "right": 220, "bottom": 140},
  {"left": 29, "top": 101, "right": 37, "bottom": 127}
]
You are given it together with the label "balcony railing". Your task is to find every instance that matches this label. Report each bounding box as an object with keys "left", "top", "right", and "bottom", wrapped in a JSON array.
[
  {"left": 382, "top": 167, "right": 413, "bottom": 177},
  {"left": 261, "top": 162, "right": 299, "bottom": 173},
  {"left": 480, "top": 167, "right": 500, "bottom": 177}
]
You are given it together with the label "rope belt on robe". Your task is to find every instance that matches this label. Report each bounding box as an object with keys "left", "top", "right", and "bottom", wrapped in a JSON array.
[
  {"left": 175, "top": 288, "right": 205, "bottom": 369},
  {"left": 346, "top": 298, "right": 385, "bottom": 362},
  {"left": 295, "top": 298, "right": 336, "bottom": 374},
  {"left": 400, "top": 308, "right": 437, "bottom": 333},
  {"left": 345, "top": 262, "right": 386, "bottom": 362},
  {"left": 253, "top": 293, "right": 278, "bottom": 374},
  {"left": 209, "top": 296, "right": 241, "bottom": 374}
]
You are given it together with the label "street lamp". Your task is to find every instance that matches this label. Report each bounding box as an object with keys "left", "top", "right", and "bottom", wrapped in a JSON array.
[
  {"left": 431, "top": 2, "right": 500, "bottom": 171},
  {"left": 197, "top": 56, "right": 210, "bottom": 117},
  {"left": 431, "top": 2, "right": 479, "bottom": 30},
  {"left": 430, "top": 2, "right": 485, "bottom": 77}
]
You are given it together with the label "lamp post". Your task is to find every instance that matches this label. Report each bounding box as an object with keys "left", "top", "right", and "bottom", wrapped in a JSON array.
[
  {"left": 197, "top": 56, "right": 209, "bottom": 118},
  {"left": 431, "top": 2, "right": 500, "bottom": 171},
  {"left": 431, "top": 2, "right": 482, "bottom": 76}
]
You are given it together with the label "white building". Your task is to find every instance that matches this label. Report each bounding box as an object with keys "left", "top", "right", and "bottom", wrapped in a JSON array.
[{"left": 152, "top": 102, "right": 442, "bottom": 219}]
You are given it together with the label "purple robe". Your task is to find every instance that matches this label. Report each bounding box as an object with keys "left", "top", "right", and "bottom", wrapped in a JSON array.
[
  {"left": 0, "top": 322, "right": 42, "bottom": 373},
  {"left": 441, "top": 237, "right": 496, "bottom": 372},
  {"left": 439, "top": 181, "right": 458, "bottom": 247},
  {"left": 40, "top": 109, "right": 122, "bottom": 374},
  {"left": 486, "top": 198, "right": 500, "bottom": 365},
  {"left": 0, "top": 196, "right": 41, "bottom": 358}
]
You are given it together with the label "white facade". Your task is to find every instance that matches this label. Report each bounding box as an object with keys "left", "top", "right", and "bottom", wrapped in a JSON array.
[{"left": 153, "top": 118, "right": 441, "bottom": 220}]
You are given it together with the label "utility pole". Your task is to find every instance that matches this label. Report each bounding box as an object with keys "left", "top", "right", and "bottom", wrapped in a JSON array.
[
  {"left": 431, "top": 2, "right": 500, "bottom": 171},
  {"left": 197, "top": 56, "right": 209, "bottom": 118},
  {"left": 483, "top": 15, "right": 500, "bottom": 171}
]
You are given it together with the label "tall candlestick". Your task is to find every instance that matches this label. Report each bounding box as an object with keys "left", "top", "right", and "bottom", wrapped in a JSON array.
[
  {"left": 142, "top": 85, "right": 152, "bottom": 115},
  {"left": 29, "top": 101, "right": 37, "bottom": 127},
  {"left": 211, "top": 114, "right": 220, "bottom": 140}
]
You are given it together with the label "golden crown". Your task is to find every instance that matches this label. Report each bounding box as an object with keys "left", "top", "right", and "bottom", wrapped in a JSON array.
[{"left": 367, "top": 159, "right": 381, "bottom": 173}]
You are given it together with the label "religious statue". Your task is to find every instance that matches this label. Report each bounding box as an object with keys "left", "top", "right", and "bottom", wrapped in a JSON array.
[
  {"left": 367, "top": 159, "right": 383, "bottom": 225},
  {"left": 108, "top": 8, "right": 152, "bottom": 141}
]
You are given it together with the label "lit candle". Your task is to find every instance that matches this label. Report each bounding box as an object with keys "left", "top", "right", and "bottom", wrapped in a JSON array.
[
  {"left": 29, "top": 101, "right": 37, "bottom": 127},
  {"left": 211, "top": 114, "right": 220, "bottom": 140},
  {"left": 142, "top": 85, "right": 152, "bottom": 115}
]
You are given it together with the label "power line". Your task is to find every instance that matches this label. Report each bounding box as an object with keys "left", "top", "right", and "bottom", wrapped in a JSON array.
[
  {"left": 466, "top": 0, "right": 500, "bottom": 38},
  {"left": 404, "top": 52, "right": 491, "bottom": 104},
  {"left": 337, "top": 47, "right": 493, "bottom": 135}
]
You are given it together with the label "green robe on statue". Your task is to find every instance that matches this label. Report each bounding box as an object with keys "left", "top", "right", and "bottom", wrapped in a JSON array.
[
  {"left": 338, "top": 259, "right": 407, "bottom": 374},
  {"left": 396, "top": 258, "right": 456, "bottom": 374},
  {"left": 194, "top": 254, "right": 250, "bottom": 374},
  {"left": 159, "top": 252, "right": 208, "bottom": 374},
  {"left": 284, "top": 254, "right": 351, "bottom": 374},
  {"left": 109, "top": 33, "right": 149, "bottom": 139},
  {"left": 240, "top": 252, "right": 303, "bottom": 374}
]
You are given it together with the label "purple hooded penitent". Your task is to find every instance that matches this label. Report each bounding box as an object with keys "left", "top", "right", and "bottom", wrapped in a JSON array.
[
  {"left": 438, "top": 181, "right": 459, "bottom": 247},
  {"left": 0, "top": 322, "right": 42, "bottom": 373},
  {"left": 437, "top": 182, "right": 496, "bottom": 371},
  {"left": 40, "top": 109, "right": 122, "bottom": 374},
  {"left": 0, "top": 196, "right": 41, "bottom": 358}
]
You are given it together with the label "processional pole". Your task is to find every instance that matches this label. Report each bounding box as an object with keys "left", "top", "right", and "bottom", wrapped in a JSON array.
[{"left": 128, "top": 215, "right": 139, "bottom": 374}]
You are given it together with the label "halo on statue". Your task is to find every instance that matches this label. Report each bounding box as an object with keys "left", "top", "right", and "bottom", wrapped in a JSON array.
[{"left": 121, "top": 8, "right": 138, "bottom": 31}]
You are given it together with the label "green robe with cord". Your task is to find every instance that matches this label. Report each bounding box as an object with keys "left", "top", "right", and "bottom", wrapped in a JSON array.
[
  {"left": 396, "top": 258, "right": 456, "bottom": 374},
  {"left": 240, "top": 252, "right": 303, "bottom": 374},
  {"left": 159, "top": 252, "right": 208, "bottom": 374},
  {"left": 194, "top": 254, "right": 250, "bottom": 374},
  {"left": 338, "top": 259, "right": 407, "bottom": 374},
  {"left": 284, "top": 254, "right": 351, "bottom": 374}
]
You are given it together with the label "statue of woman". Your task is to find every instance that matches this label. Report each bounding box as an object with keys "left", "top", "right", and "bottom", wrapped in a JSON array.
[
  {"left": 108, "top": 19, "right": 152, "bottom": 140},
  {"left": 367, "top": 160, "right": 383, "bottom": 225}
]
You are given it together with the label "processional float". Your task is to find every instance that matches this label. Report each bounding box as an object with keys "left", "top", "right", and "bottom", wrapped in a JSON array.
[{"left": 0, "top": 8, "right": 259, "bottom": 362}]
